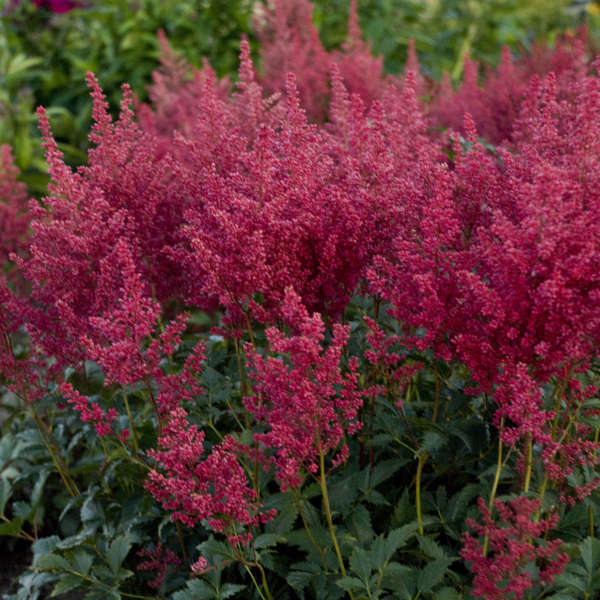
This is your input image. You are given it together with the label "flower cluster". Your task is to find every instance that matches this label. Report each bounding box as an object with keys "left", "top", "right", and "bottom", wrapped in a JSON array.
[
  {"left": 136, "top": 543, "right": 181, "bottom": 590},
  {"left": 244, "top": 288, "right": 364, "bottom": 490},
  {"left": 461, "top": 496, "right": 569, "bottom": 599},
  {"left": 429, "top": 27, "right": 592, "bottom": 144},
  {"left": 146, "top": 407, "right": 273, "bottom": 542},
  {"left": 0, "top": 145, "right": 30, "bottom": 273}
]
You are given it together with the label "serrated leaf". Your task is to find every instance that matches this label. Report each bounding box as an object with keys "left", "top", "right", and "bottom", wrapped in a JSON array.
[
  {"left": 381, "top": 563, "right": 416, "bottom": 599},
  {"left": 336, "top": 576, "right": 365, "bottom": 592},
  {"left": 421, "top": 431, "right": 446, "bottom": 454},
  {"left": 219, "top": 583, "right": 245, "bottom": 599},
  {"left": 434, "top": 586, "right": 461, "bottom": 600},
  {"left": 417, "top": 535, "right": 446, "bottom": 559},
  {"left": 51, "top": 574, "right": 82, "bottom": 597},
  {"left": 363, "top": 489, "right": 389, "bottom": 506},
  {"left": 329, "top": 475, "right": 360, "bottom": 511},
  {"left": 580, "top": 536, "right": 600, "bottom": 574},
  {"left": 287, "top": 570, "right": 313, "bottom": 592},
  {"left": 417, "top": 558, "right": 454, "bottom": 593},
  {"left": 198, "top": 538, "right": 234, "bottom": 561},
  {"left": 554, "top": 571, "right": 587, "bottom": 594},
  {"left": 349, "top": 547, "right": 372, "bottom": 581},
  {"left": 71, "top": 548, "right": 93, "bottom": 576},
  {"left": 392, "top": 488, "right": 413, "bottom": 526},
  {"left": 446, "top": 483, "right": 479, "bottom": 521},
  {"left": 106, "top": 535, "right": 132, "bottom": 574},
  {"left": 171, "top": 580, "right": 213, "bottom": 600},
  {"left": 32, "top": 536, "right": 61, "bottom": 565},
  {"left": 369, "top": 459, "right": 403, "bottom": 488},
  {"left": 56, "top": 531, "right": 92, "bottom": 550},
  {"left": 349, "top": 504, "right": 374, "bottom": 545},
  {"left": 264, "top": 492, "right": 298, "bottom": 535},
  {"left": 370, "top": 535, "right": 387, "bottom": 570},
  {"left": 84, "top": 588, "right": 120, "bottom": 600},
  {"left": 37, "top": 553, "right": 73, "bottom": 572},
  {"left": 253, "top": 533, "right": 283, "bottom": 550},
  {"left": 385, "top": 523, "right": 419, "bottom": 556}
]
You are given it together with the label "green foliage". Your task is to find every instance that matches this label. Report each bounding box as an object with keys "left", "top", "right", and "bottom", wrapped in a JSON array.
[
  {"left": 0, "top": 0, "right": 255, "bottom": 191},
  {"left": 313, "top": 0, "right": 581, "bottom": 78},
  {"left": 2, "top": 3, "right": 600, "bottom": 597}
]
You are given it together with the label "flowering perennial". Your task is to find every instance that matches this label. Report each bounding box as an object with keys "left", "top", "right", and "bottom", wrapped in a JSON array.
[{"left": 3, "top": 3, "right": 600, "bottom": 595}]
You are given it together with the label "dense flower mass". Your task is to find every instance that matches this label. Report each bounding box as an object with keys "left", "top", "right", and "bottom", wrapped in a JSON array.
[
  {"left": 4, "top": 1, "right": 600, "bottom": 596},
  {"left": 147, "top": 407, "right": 272, "bottom": 541},
  {"left": 244, "top": 287, "right": 364, "bottom": 490},
  {"left": 429, "top": 27, "right": 593, "bottom": 144},
  {"left": 461, "top": 497, "right": 569, "bottom": 599}
]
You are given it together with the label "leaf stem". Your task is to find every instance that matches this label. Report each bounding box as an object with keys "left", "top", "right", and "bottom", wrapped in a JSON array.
[
  {"left": 416, "top": 451, "right": 428, "bottom": 536},
  {"left": 29, "top": 405, "right": 79, "bottom": 498},
  {"left": 292, "top": 489, "right": 329, "bottom": 572},
  {"left": 318, "top": 441, "right": 354, "bottom": 599}
]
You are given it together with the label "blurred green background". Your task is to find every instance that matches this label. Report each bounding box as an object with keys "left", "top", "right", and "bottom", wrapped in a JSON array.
[{"left": 1, "top": 0, "right": 598, "bottom": 194}]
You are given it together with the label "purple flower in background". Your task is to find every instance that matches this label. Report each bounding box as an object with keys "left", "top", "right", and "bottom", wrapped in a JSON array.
[{"left": 33, "top": 0, "right": 77, "bottom": 12}]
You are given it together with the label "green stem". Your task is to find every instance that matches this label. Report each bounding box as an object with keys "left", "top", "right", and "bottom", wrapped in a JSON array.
[
  {"left": 318, "top": 442, "right": 353, "bottom": 599},
  {"left": 243, "top": 309, "right": 256, "bottom": 348},
  {"left": 483, "top": 418, "right": 512, "bottom": 556},
  {"left": 242, "top": 564, "right": 269, "bottom": 600},
  {"left": 416, "top": 452, "right": 428, "bottom": 536},
  {"left": 523, "top": 433, "right": 533, "bottom": 494},
  {"left": 29, "top": 406, "right": 79, "bottom": 498},
  {"left": 0, "top": 515, "right": 35, "bottom": 542},
  {"left": 293, "top": 489, "right": 329, "bottom": 572},
  {"left": 256, "top": 561, "right": 273, "bottom": 600}
]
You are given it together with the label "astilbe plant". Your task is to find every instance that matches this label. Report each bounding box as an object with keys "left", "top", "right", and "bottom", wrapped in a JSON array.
[
  {"left": 135, "top": 29, "right": 232, "bottom": 156},
  {"left": 0, "top": 145, "right": 30, "bottom": 273},
  {"left": 244, "top": 287, "right": 364, "bottom": 491},
  {"left": 330, "top": 0, "right": 389, "bottom": 108},
  {"left": 255, "top": 0, "right": 394, "bottom": 122},
  {"left": 461, "top": 496, "right": 569, "bottom": 600},
  {"left": 429, "top": 27, "right": 593, "bottom": 145},
  {"left": 169, "top": 46, "right": 389, "bottom": 326},
  {"left": 16, "top": 74, "right": 187, "bottom": 368},
  {"left": 253, "top": 0, "right": 331, "bottom": 121},
  {"left": 8, "top": 16, "right": 600, "bottom": 597}
]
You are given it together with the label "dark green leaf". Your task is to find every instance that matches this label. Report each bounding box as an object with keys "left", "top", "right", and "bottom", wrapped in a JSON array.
[
  {"left": 336, "top": 576, "right": 365, "bottom": 592},
  {"left": 51, "top": 574, "right": 82, "bottom": 597},
  {"left": 106, "top": 534, "right": 132, "bottom": 574},
  {"left": 349, "top": 547, "right": 372, "bottom": 581},
  {"left": 417, "top": 558, "right": 454, "bottom": 593},
  {"left": 253, "top": 533, "right": 283, "bottom": 550},
  {"left": 286, "top": 570, "right": 313, "bottom": 592}
]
